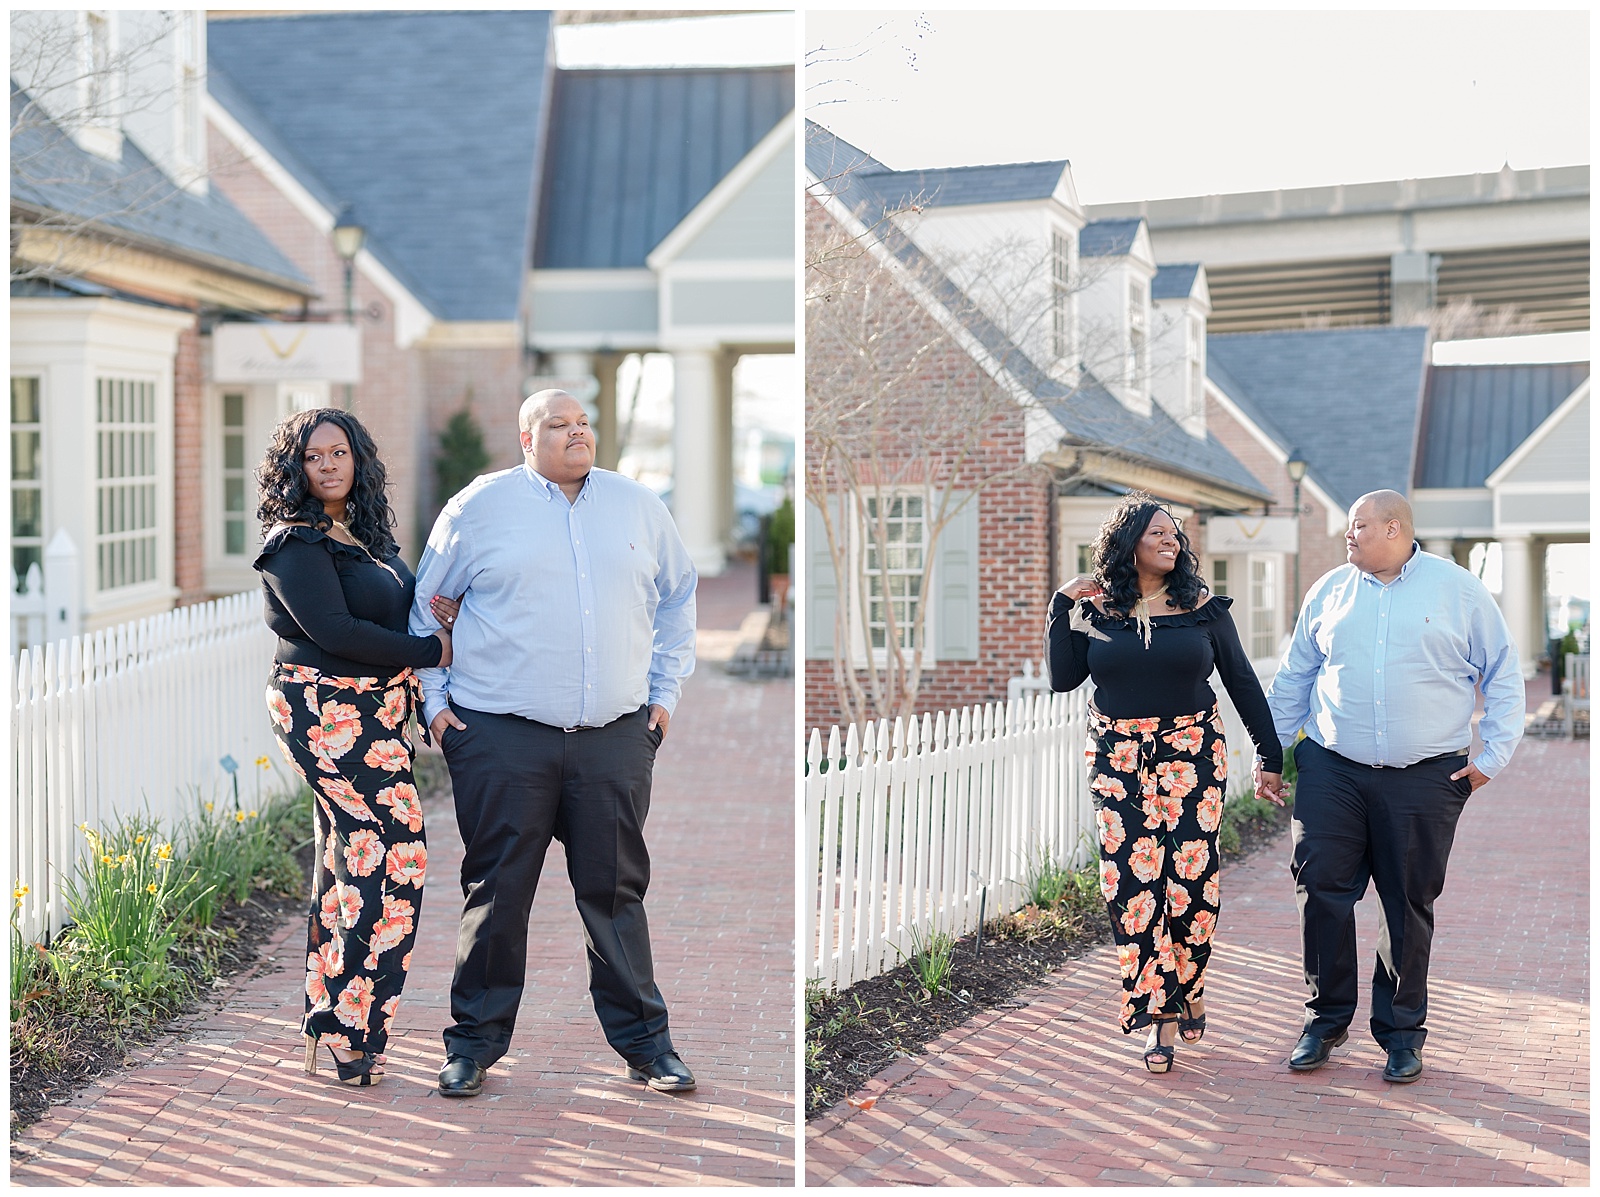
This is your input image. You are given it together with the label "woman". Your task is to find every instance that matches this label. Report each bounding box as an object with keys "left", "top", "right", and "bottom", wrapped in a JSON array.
[
  {"left": 254, "top": 407, "right": 458, "bottom": 1087},
  {"left": 1047, "top": 492, "right": 1283, "bottom": 1074}
]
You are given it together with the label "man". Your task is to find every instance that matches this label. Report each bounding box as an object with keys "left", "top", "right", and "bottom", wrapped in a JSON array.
[
  {"left": 1256, "top": 490, "right": 1522, "bottom": 1084},
  {"left": 410, "top": 390, "right": 698, "bottom": 1097}
]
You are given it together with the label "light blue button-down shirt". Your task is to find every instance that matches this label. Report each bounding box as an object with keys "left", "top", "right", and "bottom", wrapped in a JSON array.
[
  {"left": 1267, "top": 546, "right": 1523, "bottom": 777},
  {"left": 409, "top": 465, "right": 697, "bottom": 731}
]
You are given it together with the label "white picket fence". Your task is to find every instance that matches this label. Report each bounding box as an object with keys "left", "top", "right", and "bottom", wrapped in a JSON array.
[
  {"left": 10, "top": 591, "right": 281, "bottom": 944},
  {"left": 805, "top": 686, "right": 1095, "bottom": 991}
]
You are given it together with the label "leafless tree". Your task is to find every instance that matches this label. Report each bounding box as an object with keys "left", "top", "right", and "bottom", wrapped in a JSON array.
[
  {"left": 10, "top": 10, "right": 212, "bottom": 284},
  {"left": 806, "top": 187, "right": 1158, "bottom": 727}
]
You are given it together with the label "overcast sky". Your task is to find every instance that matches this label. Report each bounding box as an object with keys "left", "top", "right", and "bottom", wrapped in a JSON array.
[{"left": 806, "top": 10, "right": 1589, "bottom": 204}]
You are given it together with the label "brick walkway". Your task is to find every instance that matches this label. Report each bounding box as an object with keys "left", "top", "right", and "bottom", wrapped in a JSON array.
[
  {"left": 12, "top": 562, "right": 796, "bottom": 1187},
  {"left": 807, "top": 680, "right": 1588, "bottom": 1186}
]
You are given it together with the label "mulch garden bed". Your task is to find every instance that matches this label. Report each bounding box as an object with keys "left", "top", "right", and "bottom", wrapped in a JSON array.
[{"left": 805, "top": 800, "right": 1295, "bottom": 1120}]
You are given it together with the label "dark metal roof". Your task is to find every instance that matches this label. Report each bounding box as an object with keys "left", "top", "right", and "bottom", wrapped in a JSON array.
[
  {"left": 806, "top": 121, "right": 1268, "bottom": 503},
  {"left": 208, "top": 11, "right": 553, "bottom": 321},
  {"left": 10, "top": 85, "right": 311, "bottom": 294},
  {"left": 1415, "top": 363, "right": 1590, "bottom": 488},
  {"left": 1206, "top": 326, "right": 1432, "bottom": 511},
  {"left": 1152, "top": 263, "right": 1201, "bottom": 301},
  {"left": 1080, "top": 218, "right": 1143, "bottom": 258},
  {"left": 535, "top": 66, "right": 793, "bottom": 270}
]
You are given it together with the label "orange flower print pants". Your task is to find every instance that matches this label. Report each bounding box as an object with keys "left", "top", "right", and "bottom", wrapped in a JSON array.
[
  {"left": 1087, "top": 704, "right": 1228, "bottom": 1033},
  {"left": 267, "top": 663, "right": 427, "bottom": 1054}
]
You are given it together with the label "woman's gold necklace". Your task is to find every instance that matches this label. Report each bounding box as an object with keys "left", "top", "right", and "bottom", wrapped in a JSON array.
[
  {"left": 1132, "top": 585, "right": 1169, "bottom": 649},
  {"left": 332, "top": 517, "right": 402, "bottom": 586}
]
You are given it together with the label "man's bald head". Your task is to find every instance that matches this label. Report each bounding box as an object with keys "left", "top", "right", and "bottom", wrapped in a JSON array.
[
  {"left": 1346, "top": 489, "right": 1416, "bottom": 581},
  {"left": 519, "top": 389, "right": 578, "bottom": 436},
  {"left": 518, "top": 389, "right": 595, "bottom": 493}
]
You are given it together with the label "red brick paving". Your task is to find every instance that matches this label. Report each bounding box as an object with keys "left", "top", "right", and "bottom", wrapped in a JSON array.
[
  {"left": 12, "top": 562, "right": 796, "bottom": 1187},
  {"left": 806, "top": 680, "right": 1588, "bottom": 1186}
]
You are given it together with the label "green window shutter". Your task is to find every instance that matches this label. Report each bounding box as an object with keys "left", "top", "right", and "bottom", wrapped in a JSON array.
[
  {"left": 804, "top": 496, "right": 839, "bottom": 660},
  {"left": 934, "top": 492, "right": 980, "bottom": 661}
]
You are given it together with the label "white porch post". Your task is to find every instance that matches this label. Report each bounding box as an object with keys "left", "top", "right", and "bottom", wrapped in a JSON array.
[
  {"left": 670, "top": 348, "right": 725, "bottom": 575},
  {"left": 1496, "top": 534, "right": 1538, "bottom": 677}
]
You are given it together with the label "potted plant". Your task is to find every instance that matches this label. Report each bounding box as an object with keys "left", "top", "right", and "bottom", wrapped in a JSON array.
[{"left": 765, "top": 497, "right": 794, "bottom": 618}]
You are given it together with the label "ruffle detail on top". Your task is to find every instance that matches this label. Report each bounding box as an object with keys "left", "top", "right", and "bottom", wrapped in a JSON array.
[
  {"left": 252, "top": 522, "right": 370, "bottom": 571},
  {"left": 1079, "top": 592, "right": 1235, "bottom": 631}
]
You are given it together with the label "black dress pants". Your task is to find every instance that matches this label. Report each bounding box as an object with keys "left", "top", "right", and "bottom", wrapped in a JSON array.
[
  {"left": 439, "top": 702, "right": 674, "bottom": 1069},
  {"left": 1290, "top": 737, "right": 1471, "bottom": 1050}
]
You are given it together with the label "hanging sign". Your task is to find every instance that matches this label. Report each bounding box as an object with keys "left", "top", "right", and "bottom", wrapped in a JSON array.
[
  {"left": 213, "top": 323, "right": 361, "bottom": 383},
  {"left": 1205, "top": 515, "right": 1299, "bottom": 554}
]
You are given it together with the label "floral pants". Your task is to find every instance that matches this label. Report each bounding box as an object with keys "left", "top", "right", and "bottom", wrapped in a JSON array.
[
  {"left": 1087, "top": 704, "right": 1227, "bottom": 1033},
  {"left": 267, "top": 663, "right": 427, "bottom": 1055}
]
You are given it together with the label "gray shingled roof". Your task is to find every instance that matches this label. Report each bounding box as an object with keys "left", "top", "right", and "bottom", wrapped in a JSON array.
[
  {"left": 535, "top": 67, "right": 793, "bottom": 270},
  {"left": 1080, "top": 218, "right": 1143, "bottom": 258},
  {"left": 1152, "top": 263, "right": 1201, "bottom": 301},
  {"left": 806, "top": 121, "right": 1268, "bottom": 502},
  {"left": 1206, "top": 326, "right": 1432, "bottom": 511},
  {"left": 10, "top": 86, "right": 311, "bottom": 293},
  {"left": 805, "top": 120, "right": 1066, "bottom": 211},
  {"left": 207, "top": 12, "right": 552, "bottom": 321},
  {"left": 1415, "top": 363, "right": 1590, "bottom": 488}
]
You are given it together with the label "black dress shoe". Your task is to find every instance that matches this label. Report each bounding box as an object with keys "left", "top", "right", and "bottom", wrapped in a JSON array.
[
  {"left": 626, "top": 1051, "right": 696, "bottom": 1092},
  {"left": 1383, "top": 1048, "right": 1423, "bottom": 1083},
  {"left": 438, "top": 1054, "right": 486, "bottom": 1097},
  {"left": 1287, "top": 1027, "right": 1349, "bottom": 1071}
]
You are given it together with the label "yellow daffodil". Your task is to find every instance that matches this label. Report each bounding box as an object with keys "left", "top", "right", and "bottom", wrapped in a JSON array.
[
  {"left": 156, "top": 843, "right": 173, "bottom": 860},
  {"left": 135, "top": 835, "right": 146, "bottom": 845},
  {"left": 255, "top": 756, "right": 270, "bottom": 769},
  {"left": 146, "top": 883, "right": 158, "bottom": 895},
  {"left": 13, "top": 884, "right": 29, "bottom": 900},
  {"left": 205, "top": 802, "right": 214, "bottom": 812},
  {"left": 235, "top": 811, "right": 247, "bottom": 824},
  {"left": 248, "top": 810, "right": 259, "bottom": 820},
  {"left": 117, "top": 854, "right": 129, "bottom": 864},
  {"left": 101, "top": 854, "right": 114, "bottom": 865}
]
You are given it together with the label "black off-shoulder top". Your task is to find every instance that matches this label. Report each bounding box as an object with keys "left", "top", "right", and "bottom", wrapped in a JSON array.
[
  {"left": 253, "top": 524, "right": 443, "bottom": 677},
  {"left": 1046, "top": 591, "right": 1283, "bottom": 772}
]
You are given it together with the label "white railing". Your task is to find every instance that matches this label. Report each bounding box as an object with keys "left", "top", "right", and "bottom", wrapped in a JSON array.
[
  {"left": 10, "top": 591, "right": 280, "bottom": 944},
  {"left": 805, "top": 686, "right": 1094, "bottom": 992}
]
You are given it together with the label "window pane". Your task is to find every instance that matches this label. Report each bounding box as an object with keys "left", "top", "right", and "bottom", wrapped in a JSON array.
[
  {"left": 224, "top": 392, "right": 244, "bottom": 427},
  {"left": 12, "top": 431, "right": 39, "bottom": 480},
  {"left": 225, "top": 518, "right": 244, "bottom": 556},
  {"left": 12, "top": 487, "right": 41, "bottom": 537},
  {"left": 224, "top": 432, "right": 244, "bottom": 470},
  {"left": 224, "top": 477, "right": 245, "bottom": 513},
  {"left": 11, "top": 377, "right": 39, "bottom": 423}
]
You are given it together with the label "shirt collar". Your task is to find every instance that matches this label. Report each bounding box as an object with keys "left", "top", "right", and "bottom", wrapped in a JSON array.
[
  {"left": 522, "top": 463, "right": 592, "bottom": 503},
  {"left": 1360, "top": 541, "right": 1422, "bottom": 586}
]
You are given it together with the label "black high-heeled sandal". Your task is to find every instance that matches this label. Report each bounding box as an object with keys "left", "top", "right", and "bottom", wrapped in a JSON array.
[
  {"left": 303, "top": 1032, "right": 384, "bottom": 1086},
  {"left": 1178, "top": 998, "right": 1207, "bottom": 1044},
  {"left": 1143, "top": 1017, "right": 1178, "bottom": 1074}
]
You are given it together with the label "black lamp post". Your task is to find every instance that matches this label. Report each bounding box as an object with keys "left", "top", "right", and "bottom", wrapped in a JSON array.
[
  {"left": 332, "top": 205, "right": 365, "bottom": 410},
  {"left": 1286, "top": 448, "right": 1308, "bottom": 608}
]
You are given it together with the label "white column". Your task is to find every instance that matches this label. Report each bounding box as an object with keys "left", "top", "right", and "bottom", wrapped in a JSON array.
[
  {"left": 670, "top": 348, "right": 725, "bottom": 575},
  {"left": 1496, "top": 534, "right": 1537, "bottom": 678}
]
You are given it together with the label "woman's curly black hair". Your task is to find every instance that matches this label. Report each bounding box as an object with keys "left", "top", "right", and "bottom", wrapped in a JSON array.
[
  {"left": 255, "top": 407, "right": 399, "bottom": 558},
  {"left": 1090, "top": 491, "right": 1208, "bottom": 616}
]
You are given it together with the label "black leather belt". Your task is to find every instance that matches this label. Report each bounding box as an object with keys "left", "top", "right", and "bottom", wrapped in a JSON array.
[{"left": 1369, "top": 749, "right": 1469, "bottom": 769}]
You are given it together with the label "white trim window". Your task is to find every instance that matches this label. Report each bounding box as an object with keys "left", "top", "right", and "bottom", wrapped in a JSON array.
[
  {"left": 220, "top": 390, "right": 249, "bottom": 556},
  {"left": 11, "top": 377, "right": 45, "bottom": 589},
  {"left": 1247, "top": 552, "right": 1281, "bottom": 659},
  {"left": 95, "top": 376, "right": 158, "bottom": 591},
  {"left": 1128, "top": 277, "right": 1148, "bottom": 395},
  {"left": 1050, "top": 229, "right": 1076, "bottom": 364},
  {"left": 1188, "top": 312, "right": 1206, "bottom": 420},
  {"left": 861, "top": 492, "right": 928, "bottom": 654},
  {"left": 1207, "top": 555, "right": 1230, "bottom": 598}
]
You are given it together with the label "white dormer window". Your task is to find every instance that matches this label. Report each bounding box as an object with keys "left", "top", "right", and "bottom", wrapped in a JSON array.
[
  {"left": 1051, "top": 229, "right": 1075, "bottom": 363},
  {"left": 1128, "top": 277, "right": 1148, "bottom": 392},
  {"left": 73, "top": 11, "right": 123, "bottom": 160},
  {"left": 1189, "top": 312, "right": 1205, "bottom": 418}
]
